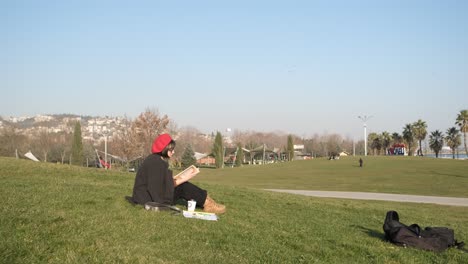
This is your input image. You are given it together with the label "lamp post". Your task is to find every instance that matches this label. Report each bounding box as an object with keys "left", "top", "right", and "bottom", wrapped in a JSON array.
[{"left": 358, "top": 115, "right": 373, "bottom": 156}]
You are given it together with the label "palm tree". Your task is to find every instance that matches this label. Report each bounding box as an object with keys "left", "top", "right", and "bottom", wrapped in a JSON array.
[
  {"left": 445, "top": 127, "right": 461, "bottom": 159},
  {"left": 428, "top": 130, "right": 444, "bottom": 158},
  {"left": 412, "top": 119, "right": 427, "bottom": 156},
  {"left": 381, "top": 131, "right": 392, "bottom": 155},
  {"left": 368, "top": 132, "right": 381, "bottom": 155},
  {"left": 455, "top": 109, "right": 468, "bottom": 155},
  {"left": 392, "top": 132, "right": 403, "bottom": 145},
  {"left": 402, "top": 124, "right": 414, "bottom": 156}
]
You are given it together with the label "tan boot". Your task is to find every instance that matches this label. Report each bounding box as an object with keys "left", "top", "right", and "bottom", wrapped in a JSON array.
[{"left": 203, "top": 195, "right": 226, "bottom": 214}]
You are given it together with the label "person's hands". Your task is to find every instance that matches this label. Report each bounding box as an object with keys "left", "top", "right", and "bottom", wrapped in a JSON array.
[
  {"left": 174, "top": 166, "right": 200, "bottom": 187},
  {"left": 184, "top": 167, "right": 199, "bottom": 181}
]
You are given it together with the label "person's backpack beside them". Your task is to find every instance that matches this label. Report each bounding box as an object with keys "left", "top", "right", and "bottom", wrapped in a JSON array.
[{"left": 383, "top": 210, "right": 466, "bottom": 252}]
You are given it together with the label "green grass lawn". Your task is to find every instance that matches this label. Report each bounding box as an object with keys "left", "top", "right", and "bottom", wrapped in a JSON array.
[
  {"left": 197, "top": 156, "right": 468, "bottom": 197},
  {"left": 1, "top": 157, "right": 467, "bottom": 264}
]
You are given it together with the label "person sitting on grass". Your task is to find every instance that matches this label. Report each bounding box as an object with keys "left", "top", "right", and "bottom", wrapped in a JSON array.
[{"left": 131, "top": 133, "right": 226, "bottom": 214}]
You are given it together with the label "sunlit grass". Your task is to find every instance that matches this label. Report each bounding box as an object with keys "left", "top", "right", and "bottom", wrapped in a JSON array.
[
  {"left": 196, "top": 156, "right": 468, "bottom": 197},
  {"left": 0, "top": 157, "right": 467, "bottom": 263}
]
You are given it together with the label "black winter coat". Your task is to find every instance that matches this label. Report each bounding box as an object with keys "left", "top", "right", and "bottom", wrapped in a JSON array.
[{"left": 132, "top": 154, "right": 174, "bottom": 205}]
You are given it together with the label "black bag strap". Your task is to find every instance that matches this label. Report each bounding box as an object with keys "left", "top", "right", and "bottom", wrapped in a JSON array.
[
  {"left": 144, "top": 201, "right": 182, "bottom": 213},
  {"left": 125, "top": 196, "right": 181, "bottom": 213},
  {"left": 454, "top": 240, "right": 468, "bottom": 252},
  {"left": 408, "top": 224, "right": 421, "bottom": 236}
]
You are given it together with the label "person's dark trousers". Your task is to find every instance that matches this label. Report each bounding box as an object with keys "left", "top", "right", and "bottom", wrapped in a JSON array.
[{"left": 173, "top": 182, "right": 208, "bottom": 207}]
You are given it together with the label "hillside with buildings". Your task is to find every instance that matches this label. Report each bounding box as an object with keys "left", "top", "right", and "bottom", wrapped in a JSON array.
[{"left": 0, "top": 114, "right": 128, "bottom": 144}]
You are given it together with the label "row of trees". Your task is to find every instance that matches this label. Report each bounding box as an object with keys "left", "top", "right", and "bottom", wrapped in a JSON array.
[
  {"left": 0, "top": 125, "right": 82, "bottom": 164},
  {"left": 181, "top": 132, "right": 297, "bottom": 169},
  {"left": 0, "top": 109, "right": 172, "bottom": 167},
  {"left": 0, "top": 115, "right": 357, "bottom": 170},
  {"left": 1, "top": 109, "right": 466, "bottom": 168},
  {"left": 366, "top": 110, "right": 467, "bottom": 159}
]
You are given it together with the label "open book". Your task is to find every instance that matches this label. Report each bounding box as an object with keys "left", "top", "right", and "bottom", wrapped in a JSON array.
[
  {"left": 182, "top": 210, "right": 218, "bottom": 221},
  {"left": 173, "top": 165, "right": 200, "bottom": 185}
]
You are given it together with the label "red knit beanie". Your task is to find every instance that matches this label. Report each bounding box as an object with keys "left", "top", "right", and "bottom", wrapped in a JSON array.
[{"left": 152, "top": 134, "right": 172, "bottom": 153}]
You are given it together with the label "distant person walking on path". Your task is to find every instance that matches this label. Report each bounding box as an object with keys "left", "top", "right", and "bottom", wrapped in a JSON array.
[
  {"left": 359, "top": 158, "right": 363, "bottom": 167},
  {"left": 131, "top": 133, "right": 226, "bottom": 214}
]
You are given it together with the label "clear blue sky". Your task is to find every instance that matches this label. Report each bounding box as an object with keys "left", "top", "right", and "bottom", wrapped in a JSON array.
[{"left": 2, "top": 0, "right": 467, "bottom": 139}]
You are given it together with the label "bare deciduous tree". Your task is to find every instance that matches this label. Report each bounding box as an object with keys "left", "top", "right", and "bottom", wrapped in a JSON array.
[
  {"left": 132, "top": 108, "right": 170, "bottom": 156},
  {"left": 0, "top": 126, "right": 28, "bottom": 157},
  {"left": 325, "top": 134, "right": 342, "bottom": 157},
  {"left": 49, "top": 132, "right": 72, "bottom": 163},
  {"left": 173, "top": 126, "right": 212, "bottom": 161},
  {"left": 111, "top": 117, "right": 141, "bottom": 167},
  {"left": 231, "top": 130, "right": 287, "bottom": 150},
  {"left": 34, "top": 128, "right": 53, "bottom": 162}
]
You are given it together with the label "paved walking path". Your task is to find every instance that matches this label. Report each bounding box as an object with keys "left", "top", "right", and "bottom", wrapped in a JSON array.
[{"left": 265, "top": 189, "right": 468, "bottom": 207}]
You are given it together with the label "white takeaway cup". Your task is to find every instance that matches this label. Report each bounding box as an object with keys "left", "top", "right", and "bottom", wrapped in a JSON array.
[{"left": 187, "top": 200, "right": 196, "bottom": 212}]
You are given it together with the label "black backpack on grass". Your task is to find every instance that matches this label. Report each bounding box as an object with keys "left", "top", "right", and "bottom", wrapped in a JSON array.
[{"left": 383, "top": 210, "right": 466, "bottom": 252}]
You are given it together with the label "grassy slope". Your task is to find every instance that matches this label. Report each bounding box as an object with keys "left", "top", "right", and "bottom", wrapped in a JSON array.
[{"left": 0, "top": 157, "right": 467, "bottom": 264}]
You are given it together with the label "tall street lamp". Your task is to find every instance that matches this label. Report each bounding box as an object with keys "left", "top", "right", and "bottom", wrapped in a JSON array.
[{"left": 358, "top": 115, "right": 373, "bottom": 156}]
